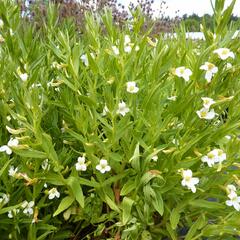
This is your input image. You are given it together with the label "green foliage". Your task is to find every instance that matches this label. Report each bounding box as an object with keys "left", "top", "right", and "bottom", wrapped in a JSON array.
[{"left": 0, "top": 0, "right": 240, "bottom": 239}]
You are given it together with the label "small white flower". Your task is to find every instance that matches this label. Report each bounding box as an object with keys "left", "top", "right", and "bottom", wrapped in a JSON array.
[
  {"left": 81, "top": 53, "right": 95, "bottom": 66},
  {"left": 211, "top": 149, "right": 226, "bottom": 163},
  {"left": 124, "top": 35, "right": 131, "bottom": 45},
  {"left": 226, "top": 191, "right": 240, "bottom": 211},
  {"left": 112, "top": 46, "right": 119, "bottom": 55},
  {"left": 181, "top": 169, "right": 199, "bottom": 193},
  {"left": 102, "top": 105, "right": 109, "bottom": 116},
  {"left": 201, "top": 151, "right": 218, "bottom": 167},
  {"left": 201, "top": 149, "right": 226, "bottom": 167},
  {"left": 116, "top": 101, "right": 130, "bottom": 116},
  {"left": 0, "top": 138, "right": 19, "bottom": 155},
  {"left": 200, "top": 62, "right": 218, "bottom": 82},
  {"left": 8, "top": 138, "right": 19, "bottom": 147},
  {"left": 226, "top": 184, "right": 237, "bottom": 193},
  {"left": 213, "top": 48, "right": 235, "bottom": 60},
  {"left": 167, "top": 96, "right": 177, "bottom": 101},
  {"left": 96, "top": 159, "right": 111, "bottom": 174},
  {"left": 174, "top": 67, "right": 192, "bottom": 82},
  {"left": 19, "top": 73, "right": 28, "bottom": 82},
  {"left": 0, "top": 194, "right": 9, "bottom": 204},
  {"left": 201, "top": 97, "right": 215, "bottom": 109},
  {"left": 225, "top": 135, "right": 231, "bottom": 140},
  {"left": 226, "top": 63, "right": 233, "bottom": 69},
  {"left": 196, "top": 108, "right": 216, "bottom": 120},
  {"left": 8, "top": 209, "right": 19, "bottom": 219},
  {"left": 126, "top": 81, "right": 139, "bottom": 93},
  {"left": 41, "top": 159, "right": 50, "bottom": 171},
  {"left": 80, "top": 54, "right": 89, "bottom": 66},
  {"left": 22, "top": 201, "right": 34, "bottom": 215},
  {"left": 135, "top": 45, "right": 140, "bottom": 52},
  {"left": 9, "top": 28, "right": 14, "bottom": 36},
  {"left": 0, "top": 19, "right": 4, "bottom": 28},
  {"left": 8, "top": 166, "right": 18, "bottom": 177},
  {"left": 124, "top": 45, "right": 132, "bottom": 53},
  {"left": 48, "top": 188, "right": 60, "bottom": 200},
  {"left": 75, "top": 156, "right": 87, "bottom": 171},
  {"left": 44, "top": 183, "right": 48, "bottom": 188},
  {"left": 151, "top": 155, "right": 158, "bottom": 162}
]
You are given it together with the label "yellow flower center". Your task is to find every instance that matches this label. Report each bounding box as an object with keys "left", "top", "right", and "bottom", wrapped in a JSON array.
[
  {"left": 179, "top": 68, "right": 185, "bottom": 74},
  {"left": 129, "top": 86, "right": 135, "bottom": 91},
  {"left": 200, "top": 111, "right": 207, "bottom": 118},
  {"left": 207, "top": 63, "right": 214, "bottom": 70},
  {"left": 222, "top": 49, "right": 229, "bottom": 55}
]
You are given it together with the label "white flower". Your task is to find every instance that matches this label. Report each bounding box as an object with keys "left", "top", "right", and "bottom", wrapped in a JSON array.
[
  {"left": 213, "top": 48, "right": 235, "bottom": 60},
  {"left": 9, "top": 28, "right": 14, "bottom": 36},
  {"left": 126, "top": 81, "right": 139, "bottom": 93},
  {"left": 102, "top": 105, "right": 109, "bottom": 116},
  {"left": 96, "top": 159, "right": 111, "bottom": 174},
  {"left": 201, "top": 151, "right": 218, "bottom": 167},
  {"left": 200, "top": 62, "right": 218, "bottom": 82},
  {"left": 196, "top": 108, "right": 216, "bottom": 120},
  {"left": 226, "top": 63, "right": 233, "bottom": 69},
  {"left": 124, "top": 45, "right": 132, "bottom": 53},
  {"left": 19, "top": 73, "right": 28, "bottom": 82},
  {"left": 226, "top": 191, "right": 240, "bottom": 211},
  {"left": 201, "top": 97, "right": 215, "bottom": 109},
  {"left": 81, "top": 53, "right": 95, "bottom": 66},
  {"left": 174, "top": 67, "right": 192, "bottom": 82},
  {"left": 0, "top": 138, "right": 19, "bottom": 155},
  {"left": 151, "top": 155, "right": 158, "bottom": 162},
  {"left": 80, "top": 54, "right": 89, "bottom": 66},
  {"left": 8, "top": 166, "right": 18, "bottom": 177},
  {"left": 124, "top": 35, "right": 131, "bottom": 45},
  {"left": 8, "top": 138, "right": 19, "bottom": 147},
  {"left": 116, "top": 101, "right": 130, "bottom": 116},
  {"left": 167, "top": 96, "right": 177, "bottom": 101},
  {"left": 75, "top": 156, "right": 87, "bottom": 171},
  {"left": 112, "top": 46, "right": 119, "bottom": 55},
  {"left": 0, "top": 19, "right": 3, "bottom": 28},
  {"left": 225, "top": 135, "right": 231, "bottom": 140},
  {"left": 181, "top": 169, "right": 199, "bottom": 193},
  {"left": 8, "top": 209, "right": 19, "bottom": 219},
  {"left": 211, "top": 149, "right": 226, "bottom": 163},
  {"left": 44, "top": 183, "right": 48, "bottom": 188},
  {"left": 201, "top": 149, "right": 226, "bottom": 167},
  {"left": 0, "top": 194, "right": 9, "bottom": 204},
  {"left": 41, "top": 159, "right": 50, "bottom": 171},
  {"left": 226, "top": 184, "right": 237, "bottom": 193},
  {"left": 135, "top": 45, "right": 140, "bottom": 52},
  {"left": 48, "top": 188, "right": 60, "bottom": 200},
  {"left": 22, "top": 201, "right": 34, "bottom": 215}
]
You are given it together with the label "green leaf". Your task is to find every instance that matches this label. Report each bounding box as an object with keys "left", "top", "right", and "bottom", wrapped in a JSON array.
[
  {"left": 120, "top": 181, "right": 136, "bottom": 196},
  {"left": 185, "top": 215, "right": 206, "bottom": 240},
  {"left": 170, "top": 207, "right": 181, "bottom": 230},
  {"left": 14, "top": 149, "right": 48, "bottom": 159},
  {"left": 121, "top": 197, "right": 134, "bottom": 225},
  {"left": 189, "top": 200, "right": 224, "bottom": 209},
  {"left": 67, "top": 176, "right": 84, "bottom": 208},
  {"left": 129, "top": 143, "right": 140, "bottom": 171},
  {"left": 53, "top": 196, "right": 74, "bottom": 217},
  {"left": 152, "top": 190, "right": 164, "bottom": 216}
]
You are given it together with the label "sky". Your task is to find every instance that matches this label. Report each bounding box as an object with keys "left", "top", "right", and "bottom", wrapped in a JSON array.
[{"left": 118, "top": 0, "right": 240, "bottom": 17}]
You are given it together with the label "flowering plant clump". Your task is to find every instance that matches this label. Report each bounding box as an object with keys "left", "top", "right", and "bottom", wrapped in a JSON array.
[{"left": 0, "top": 0, "right": 240, "bottom": 239}]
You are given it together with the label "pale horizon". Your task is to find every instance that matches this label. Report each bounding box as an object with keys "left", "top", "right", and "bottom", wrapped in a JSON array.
[{"left": 118, "top": 0, "right": 240, "bottom": 17}]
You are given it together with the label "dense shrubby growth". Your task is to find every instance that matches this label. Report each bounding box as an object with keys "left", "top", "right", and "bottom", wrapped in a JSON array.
[{"left": 0, "top": 0, "right": 240, "bottom": 239}]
